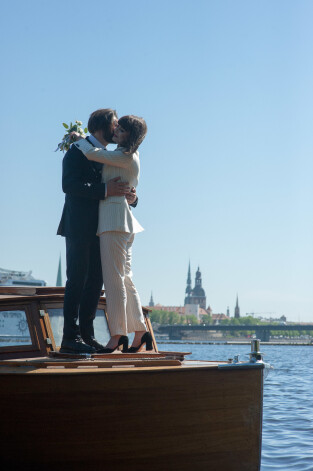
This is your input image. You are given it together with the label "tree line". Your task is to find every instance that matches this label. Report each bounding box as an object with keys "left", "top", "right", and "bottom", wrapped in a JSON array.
[
  {"left": 149, "top": 311, "right": 313, "bottom": 338},
  {"left": 150, "top": 310, "right": 198, "bottom": 325}
]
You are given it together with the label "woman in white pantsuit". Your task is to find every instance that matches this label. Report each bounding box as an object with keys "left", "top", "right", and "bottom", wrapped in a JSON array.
[{"left": 73, "top": 115, "right": 152, "bottom": 353}]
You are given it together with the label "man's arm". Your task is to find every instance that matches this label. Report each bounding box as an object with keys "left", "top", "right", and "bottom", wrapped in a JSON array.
[
  {"left": 62, "top": 148, "right": 129, "bottom": 199},
  {"left": 62, "top": 150, "right": 105, "bottom": 199}
]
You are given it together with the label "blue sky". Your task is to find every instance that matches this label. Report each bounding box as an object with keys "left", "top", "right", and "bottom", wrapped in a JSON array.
[{"left": 1, "top": 0, "right": 312, "bottom": 321}]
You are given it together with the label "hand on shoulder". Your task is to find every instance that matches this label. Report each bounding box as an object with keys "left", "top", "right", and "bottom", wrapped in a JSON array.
[{"left": 70, "top": 131, "right": 84, "bottom": 142}]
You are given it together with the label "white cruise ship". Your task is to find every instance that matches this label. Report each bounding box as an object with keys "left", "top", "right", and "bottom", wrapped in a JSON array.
[{"left": 0, "top": 267, "right": 46, "bottom": 287}]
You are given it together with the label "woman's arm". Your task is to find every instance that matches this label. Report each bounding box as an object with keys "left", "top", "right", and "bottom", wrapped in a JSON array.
[{"left": 74, "top": 139, "right": 132, "bottom": 168}]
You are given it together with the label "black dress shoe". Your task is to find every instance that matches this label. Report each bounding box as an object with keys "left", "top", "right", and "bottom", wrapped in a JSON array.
[
  {"left": 83, "top": 337, "right": 105, "bottom": 350},
  {"left": 96, "top": 335, "right": 129, "bottom": 354},
  {"left": 127, "top": 332, "right": 153, "bottom": 353},
  {"left": 60, "top": 337, "right": 96, "bottom": 354}
]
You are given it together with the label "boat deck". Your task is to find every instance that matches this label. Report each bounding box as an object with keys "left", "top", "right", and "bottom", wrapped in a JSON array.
[
  {"left": 0, "top": 287, "right": 265, "bottom": 470},
  {"left": 0, "top": 350, "right": 231, "bottom": 374},
  {"left": 0, "top": 351, "right": 266, "bottom": 375}
]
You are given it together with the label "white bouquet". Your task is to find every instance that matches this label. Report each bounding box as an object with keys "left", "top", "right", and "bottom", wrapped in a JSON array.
[{"left": 55, "top": 120, "right": 88, "bottom": 152}]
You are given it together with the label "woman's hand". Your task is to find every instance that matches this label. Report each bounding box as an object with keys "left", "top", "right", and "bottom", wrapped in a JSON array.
[{"left": 69, "top": 131, "right": 84, "bottom": 142}]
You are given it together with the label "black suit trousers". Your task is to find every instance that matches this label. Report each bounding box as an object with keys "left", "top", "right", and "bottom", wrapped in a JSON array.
[{"left": 63, "top": 235, "right": 103, "bottom": 341}]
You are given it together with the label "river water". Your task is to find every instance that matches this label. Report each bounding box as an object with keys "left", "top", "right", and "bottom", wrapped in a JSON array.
[{"left": 159, "top": 342, "right": 313, "bottom": 471}]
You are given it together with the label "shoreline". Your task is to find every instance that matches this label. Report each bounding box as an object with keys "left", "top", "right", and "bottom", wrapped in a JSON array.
[{"left": 156, "top": 339, "right": 313, "bottom": 346}]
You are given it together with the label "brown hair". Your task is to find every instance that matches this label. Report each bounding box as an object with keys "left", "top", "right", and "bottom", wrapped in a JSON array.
[
  {"left": 88, "top": 109, "right": 117, "bottom": 141},
  {"left": 118, "top": 115, "right": 147, "bottom": 154}
]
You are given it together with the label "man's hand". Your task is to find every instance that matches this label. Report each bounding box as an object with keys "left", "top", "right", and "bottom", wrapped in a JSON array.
[
  {"left": 126, "top": 187, "right": 137, "bottom": 205},
  {"left": 107, "top": 177, "right": 130, "bottom": 197}
]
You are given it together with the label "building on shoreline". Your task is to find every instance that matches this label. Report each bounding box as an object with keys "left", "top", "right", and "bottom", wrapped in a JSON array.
[
  {"left": 184, "top": 263, "right": 206, "bottom": 309},
  {"left": 147, "top": 263, "right": 249, "bottom": 324}
]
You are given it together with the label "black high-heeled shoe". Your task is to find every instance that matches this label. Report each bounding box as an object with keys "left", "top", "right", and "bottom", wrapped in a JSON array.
[
  {"left": 96, "top": 335, "right": 129, "bottom": 353},
  {"left": 127, "top": 332, "right": 153, "bottom": 353}
]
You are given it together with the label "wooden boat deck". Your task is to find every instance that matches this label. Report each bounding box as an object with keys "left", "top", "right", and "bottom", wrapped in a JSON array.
[
  {"left": 0, "top": 351, "right": 229, "bottom": 373},
  {"left": 0, "top": 287, "right": 265, "bottom": 470}
]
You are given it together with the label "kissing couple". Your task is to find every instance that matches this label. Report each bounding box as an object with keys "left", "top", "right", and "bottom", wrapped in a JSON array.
[{"left": 58, "top": 108, "right": 152, "bottom": 354}]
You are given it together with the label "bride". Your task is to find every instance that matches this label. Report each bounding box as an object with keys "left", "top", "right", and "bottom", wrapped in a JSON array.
[{"left": 72, "top": 115, "right": 153, "bottom": 353}]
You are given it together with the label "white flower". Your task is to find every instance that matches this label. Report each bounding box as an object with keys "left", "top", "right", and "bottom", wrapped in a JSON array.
[{"left": 56, "top": 119, "right": 86, "bottom": 152}]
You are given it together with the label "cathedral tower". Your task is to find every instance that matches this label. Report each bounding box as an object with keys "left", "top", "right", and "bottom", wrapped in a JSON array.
[
  {"left": 184, "top": 261, "right": 192, "bottom": 305},
  {"left": 149, "top": 292, "right": 155, "bottom": 307},
  {"left": 56, "top": 254, "right": 62, "bottom": 287},
  {"left": 234, "top": 295, "right": 240, "bottom": 318},
  {"left": 190, "top": 267, "right": 206, "bottom": 309},
  {"left": 184, "top": 264, "right": 206, "bottom": 310}
]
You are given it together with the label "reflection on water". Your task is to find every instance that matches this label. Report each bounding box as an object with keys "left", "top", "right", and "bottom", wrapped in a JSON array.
[{"left": 159, "top": 342, "right": 313, "bottom": 471}]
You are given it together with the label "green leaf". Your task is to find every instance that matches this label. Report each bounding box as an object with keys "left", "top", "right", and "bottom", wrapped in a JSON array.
[
  {"left": 62, "top": 123, "right": 69, "bottom": 129},
  {"left": 84, "top": 128, "right": 88, "bottom": 133}
]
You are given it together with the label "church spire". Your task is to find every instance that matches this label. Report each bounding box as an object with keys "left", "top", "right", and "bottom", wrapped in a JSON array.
[
  {"left": 234, "top": 294, "right": 240, "bottom": 318},
  {"left": 195, "top": 266, "right": 202, "bottom": 287},
  {"left": 149, "top": 291, "right": 154, "bottom": 307},
  {"left": 185, "top": 263, "right": 206, "bottom": 309},
  {"left": 185, "top": 261, "right": 192, "bottom": 296},
  {"left": 56, "top": 254, "right": 62, "bottom": 287},
  {"left": 184, "top": 261, "right": 192, "bottom": 305}
]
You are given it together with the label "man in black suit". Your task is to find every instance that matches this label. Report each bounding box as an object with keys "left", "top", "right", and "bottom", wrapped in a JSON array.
[{"left": 57, "top": 108, "right": 137, "bottom": 353}]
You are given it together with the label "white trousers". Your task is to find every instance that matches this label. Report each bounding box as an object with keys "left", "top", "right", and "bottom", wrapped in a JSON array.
[{"left": 99, "top": 231, "right": 146, "bottom": 336}]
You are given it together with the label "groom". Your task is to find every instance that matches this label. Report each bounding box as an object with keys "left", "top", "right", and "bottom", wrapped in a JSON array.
[{"left": 57, "top": 108, "right": 137, "bottom": 354}]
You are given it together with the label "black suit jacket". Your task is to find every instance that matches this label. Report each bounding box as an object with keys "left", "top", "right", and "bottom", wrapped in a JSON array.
[
  {"left": 57, "top": 138, "right": 138, "bottom": 239},
  {"left": 57, "top": 138, "right": 107, "bottom": 239}
]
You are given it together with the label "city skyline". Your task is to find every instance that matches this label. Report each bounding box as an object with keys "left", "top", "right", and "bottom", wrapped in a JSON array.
[{"left": 149, "top": 263, "right": 288, "bottom": 321}]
